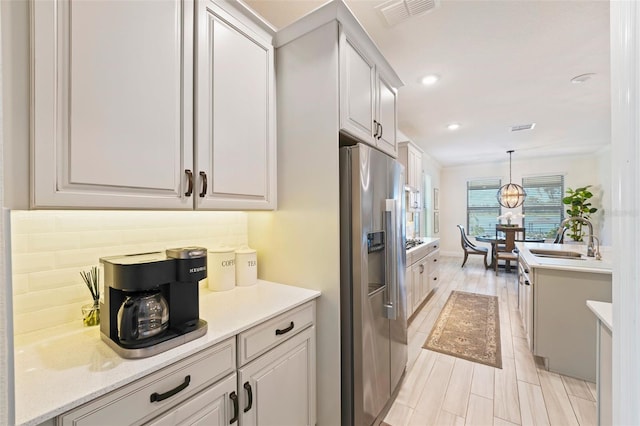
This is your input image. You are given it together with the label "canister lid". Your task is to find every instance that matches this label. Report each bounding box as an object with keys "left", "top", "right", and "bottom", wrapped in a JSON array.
[{"left": 235, "top": 246, "right": 256, "bottom": 255}]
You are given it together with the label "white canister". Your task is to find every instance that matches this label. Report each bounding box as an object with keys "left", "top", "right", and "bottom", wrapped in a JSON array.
[
  {"left": 207, "top": 247, "right": 236, "bottom": 291},
  {"left": 235, "top": 246, "right": 257, "bottom": 286}
]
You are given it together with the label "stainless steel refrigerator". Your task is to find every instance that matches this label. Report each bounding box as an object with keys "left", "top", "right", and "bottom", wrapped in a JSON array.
[{"left": 339, "top": 142, "right": 407, "bottom": 426}]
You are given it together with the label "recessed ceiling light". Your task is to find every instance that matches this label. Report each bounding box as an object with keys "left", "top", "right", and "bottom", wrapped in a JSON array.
[
  {"left": 571, "top": 73, "right": 596, "bottom": 84},
  {"left": 421, "top": 74, "right": 439, "bottom": 85},
  {"left": 447, "top": 123, "right": 460, "bottom": 131}
]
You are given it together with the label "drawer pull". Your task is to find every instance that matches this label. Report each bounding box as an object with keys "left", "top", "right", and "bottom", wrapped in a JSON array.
[
  {"left": 243, "top": 381, "right": 253, "bottom": 412},
  {"left": 150, "top": 375, "right": 190, "bottom": 403},
  {"left": 275, "top": 321, "right": 294, "bottom": 336},
  {"left": 230, "top": 391, "right": 239, "bottom": 424},
  {"left": 433, "top": 277, "right": 437, "bottom": 281}
]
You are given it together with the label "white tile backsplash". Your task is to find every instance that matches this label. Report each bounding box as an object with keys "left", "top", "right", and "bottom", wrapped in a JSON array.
[{"left": 10, "top": 210, "right": 249, "bottom": 336}]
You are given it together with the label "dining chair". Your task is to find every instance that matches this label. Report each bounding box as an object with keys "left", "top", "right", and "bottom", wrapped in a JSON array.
[
  {"left": 494, "top": 226, "right": 524, "bottom": 274},
  {"left": 457, "top": 225, "right": 490, "bottom": 269}
]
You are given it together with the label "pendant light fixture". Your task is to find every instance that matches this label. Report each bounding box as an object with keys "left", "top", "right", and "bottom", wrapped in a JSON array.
[{"left": 497, "top": 150, "right": 526, "bottom": 208}]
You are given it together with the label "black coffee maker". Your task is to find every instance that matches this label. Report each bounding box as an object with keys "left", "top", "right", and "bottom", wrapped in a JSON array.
[{"left": 100, "top": 247, "right": 208, "bottom": 358}]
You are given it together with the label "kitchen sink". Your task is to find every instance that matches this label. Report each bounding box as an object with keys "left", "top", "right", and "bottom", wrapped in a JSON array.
[{"left": 529, "top": 248, "right": 585, "bottom": 260}]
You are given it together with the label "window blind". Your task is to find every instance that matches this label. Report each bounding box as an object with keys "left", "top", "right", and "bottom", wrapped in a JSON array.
[
  {"left": 522, "top": 175, "right": 564, "bottom": 239},
  {"left": 467, "top": 178, "right": 501, "bottom": 236}
]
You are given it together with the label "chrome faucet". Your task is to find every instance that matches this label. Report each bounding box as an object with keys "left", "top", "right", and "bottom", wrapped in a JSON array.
[{"left": 558, "top": 217, "right": 596, "bottom": 257}]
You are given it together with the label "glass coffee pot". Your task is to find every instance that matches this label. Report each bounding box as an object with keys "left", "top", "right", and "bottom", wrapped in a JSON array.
[{"left": 117, "top": 291, "right": 169, "bottom": 343}]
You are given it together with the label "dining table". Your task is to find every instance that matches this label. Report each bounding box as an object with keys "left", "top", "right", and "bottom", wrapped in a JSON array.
[{"left": 475, "top": 235, "right": 546, "bottom": 270}]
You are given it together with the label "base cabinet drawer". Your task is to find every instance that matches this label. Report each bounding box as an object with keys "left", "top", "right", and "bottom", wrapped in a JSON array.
[
  {"left": 57, "top": 339, "right": 235, "bottom": 426},
  {"left": 237, "top": 301, "right": 315, "bottom": 366}
]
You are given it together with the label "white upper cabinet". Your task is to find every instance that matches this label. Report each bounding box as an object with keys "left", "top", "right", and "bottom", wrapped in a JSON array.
[
  {"left": 376, "top": 73, "right": 398, "bottom": 157},
  {"left": 195, "top": 0, "right": 276, "bottom": 210},
  {"left": 339, "top": 34, "right": 376, "bottom": 144},
  {"left": 30, "top": 0, "right": 276, "bottom": 210},
  {"left": 339, "top": 27, "right": 399, "bottom": 157},
  {"left": 32, "top": 0, "right": 194, "bottom": 209}
]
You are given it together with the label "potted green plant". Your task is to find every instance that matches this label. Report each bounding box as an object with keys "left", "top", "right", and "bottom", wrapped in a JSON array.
[{"left": 562, "top": 185, "right": 598, "bottom": 242}]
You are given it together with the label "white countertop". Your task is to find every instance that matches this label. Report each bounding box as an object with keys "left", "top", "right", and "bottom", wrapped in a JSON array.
[
  {"left": 587, "top": 300, "right": 613, "bottom": 331},
  {"left": 406, "top": 236, "right": 439, "bottom": 255},
  {"left": 14, "top": 280, "right": 320, "bottom": 426},
  {"left": 516, "top": 242, "right": 613, "bottom": 274}
]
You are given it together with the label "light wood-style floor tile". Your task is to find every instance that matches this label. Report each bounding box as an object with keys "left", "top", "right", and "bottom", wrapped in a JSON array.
[
  {"left": 383, "top": 256, "right": 597, "bottom": 426},
  {"left": 537, "top": 369, "right": 579, "bottom": 425},
  {"left": 442, "top": 358, "right": 475, "bottom": 417},
  {"left": 471, "top": 363, "right": 495, "bottom": 400},
  {"left": 494, "top": 417, "right": 519, "bottom": 426},
  {"left": 395, "top": 350, "right": 437, "bottom": 408},
  {"left": 586, "top": 380, "right": 597, "bottom": 402},
  {"left": 562, "top": 375, "right": 596, "bottom": 401},
  {"left": 435, "top": 409, "right": 466, "bottom": 426},
  {"left": 568, "top": 395, "right": 597, "bottom": 426},
  {"left": 494, "top": 357, "right": 521, "bottom": 425},
  {"left": 412, "top": 359, "right": 454, "bottom": 424},
  {"left": 465, "top": 394, "right": 493, "bottom": 426},
  {"left": 517, "top": 381, "right": 550, "bottom": 426},
  {"left": 384, "top": 400, "right": 413, "bottom": 426},
  {"left": 513, "top": 336, "right": 540, "bottom": 385},
  {"left": 407, "top": 330, "right": 428, "bottom": 369}
]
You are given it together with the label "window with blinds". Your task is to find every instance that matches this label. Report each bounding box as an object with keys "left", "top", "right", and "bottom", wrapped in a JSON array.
[
  {"left": 522, "top": 175, "right": 564, "bottom": 239},
  {"left": 467, "top": 178, "right": 501, "bottom": 236}
]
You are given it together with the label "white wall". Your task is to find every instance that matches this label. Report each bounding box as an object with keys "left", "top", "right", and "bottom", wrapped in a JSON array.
[
  {"left": 422, "top": 150, "right": 442, "bottom": 237},
  {"left": 439, "top": 153, "right": 611, "bottom": 256}
]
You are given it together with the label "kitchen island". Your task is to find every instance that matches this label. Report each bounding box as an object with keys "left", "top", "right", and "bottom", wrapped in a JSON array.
[
  {"left": 14, "top": 281, "right": 320, "bottom": 426},
  {"left": 516, "top": 242, "right": 612, "bottom": 382}
]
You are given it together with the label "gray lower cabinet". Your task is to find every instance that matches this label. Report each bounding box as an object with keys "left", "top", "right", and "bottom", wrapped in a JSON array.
[
  {"left": 56, "top": 302, "right": 316, "bottom": 426},
  {"left": 238, "top": 327, "right": 316, "bottom": 426},
  {"left": 406, "top": 240, "right": 440, "bottom": 319}
]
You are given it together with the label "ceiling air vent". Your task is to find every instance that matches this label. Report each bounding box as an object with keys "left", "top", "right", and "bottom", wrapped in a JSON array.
[
  {"left": 376, "top": 0, "right": 440, "bottom": 27},
  {"left": 510, "top": 123, "right": 536, "bottom": 132}
]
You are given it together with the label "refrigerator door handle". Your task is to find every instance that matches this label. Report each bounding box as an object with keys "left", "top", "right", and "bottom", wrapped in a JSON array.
[{"left": 383, "top": 199, "right": 398, "bottom": 320}]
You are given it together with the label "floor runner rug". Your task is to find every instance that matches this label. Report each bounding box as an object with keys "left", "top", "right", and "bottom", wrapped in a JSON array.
[{"left": 423, "top": 290, "right": 502, "bottom": 369}]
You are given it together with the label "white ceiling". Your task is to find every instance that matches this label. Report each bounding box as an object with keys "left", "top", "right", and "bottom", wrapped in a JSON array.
[{"left": 244, "top": 0, "right": 611, "bottom": 167}]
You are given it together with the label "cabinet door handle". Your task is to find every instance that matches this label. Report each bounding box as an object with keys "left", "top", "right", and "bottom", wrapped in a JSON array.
[
  {"left": 199, "top": 171, "right": 208, "bottom": 197},
  {"left": 433, "top": 276, "right": 437, "bottom": 281},
  {"left": 229, "top": 391, "right": 239, "bottom": 424},
  {"left": 149, "top": 375, "right": 190, "bottom": 403},
  {"left": 525, "top": 280, "right": 530, "bottom": 286},
  {"left": 378, "top": 123, "right": 383, "bottom": 140},
  {"left": 184, "top": 170, "right": 194, "bottom": 196},
  {"left": 433, "top": 258, "right": 438, "bottom": 262},
  {"left": 373, "top": 120, "right": 379, "bottom": 138},
  {"left": 243, "top": 381, "right": 253, "bottom": 413},
  {"left": 419, "top": 264, "right": 424, "bottom": 274},
  {"left": 275, "top": 321, "right": 294, "bottom": 336}
]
